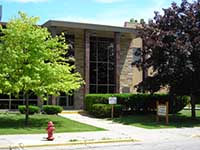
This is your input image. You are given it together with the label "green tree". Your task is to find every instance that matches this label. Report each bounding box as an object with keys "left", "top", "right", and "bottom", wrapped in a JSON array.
[
  {"left": 133, "top": 0, "right": 200, "bottom": 118},
  {"left": 0, "top": 12, "right": 84, "bottom": 125}
]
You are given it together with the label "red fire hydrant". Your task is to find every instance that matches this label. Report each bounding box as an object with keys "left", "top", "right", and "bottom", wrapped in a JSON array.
[{"left": 46, "top": 121, "right": 55, "bottom": 141}]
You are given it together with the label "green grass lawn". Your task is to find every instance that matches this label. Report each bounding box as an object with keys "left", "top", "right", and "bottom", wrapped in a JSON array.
[
  {"left": 112, "top": 110, "right": 200, "bottom": 129},
  {"left": 0, "top": 113, "right": 104, "bottom": 135}
]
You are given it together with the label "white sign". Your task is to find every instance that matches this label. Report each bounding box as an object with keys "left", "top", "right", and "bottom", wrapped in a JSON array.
[
  {"left": 157, "top": 105, "right": 167, "bottom": 116},
  {"left": 108, "top": 97, "right": 117, "bottom": 104}
]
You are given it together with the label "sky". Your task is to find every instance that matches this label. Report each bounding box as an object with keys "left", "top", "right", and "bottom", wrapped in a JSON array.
[{"left": 1, "top": 0, "right": 182, "bottom": 26}]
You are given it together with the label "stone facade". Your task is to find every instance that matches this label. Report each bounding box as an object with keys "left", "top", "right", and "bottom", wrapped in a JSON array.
[
  {"left": 48, "top": 26, "right": 142, "bottom": 109},
  {"left": 120, "top": 36, "right": 142, "bottom": 93},
  {"left": 44, "top": 21, "right": 142, "bottom": 109}
]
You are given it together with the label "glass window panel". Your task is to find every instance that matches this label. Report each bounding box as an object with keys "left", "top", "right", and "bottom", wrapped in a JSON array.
[
  {"left": 90, "top": 42, "right": 97, "bottom": 61},
  {"left": 97, "top": 85, "right": 108, "bottom": 93},
  {"left": 89, "top": 37, "right": 116, "bottom": 94},
  {"left": 109, "top": 86, "right": 115, "bottom": 93},
  {"left": 0, "top": 94, "right": 9, "bottom": 99},
  {"left": 98, "top": 42, "right": 108, "bottom": 61},
  {"left": 65, "top": 34, "right": 75, "bottom": 57},
  {"left": 0, "top": 101, "right": 9, "bottom": 109},
  {"left": 90, "top": 37, "right": 97, "bottom": 42},
  {"left": 59, "top": 96, "right": 67, "bottom": 106},
  {"left": 68, "top": 95, "right": 74, "bottom": 106},
  {"left": 90, "top": 85, "right": 97, "bottom": 93},
  {"left": 90, "top": 63, "right": 97, "bottom": 84},
  {"left": 109, "top": 43, "right": 115, "bottom": 62},
  {"left": 99, "top": 37, "right": 114, "bottom": 43},
  {"left": 109, "top": 63, "right": 115, "bottom": 84},
  {"left": 29, "top": 93, "right": 37, "bottom": 99},
  {"left": 98, "top": 63, "right": 107, "bottom": 84}
]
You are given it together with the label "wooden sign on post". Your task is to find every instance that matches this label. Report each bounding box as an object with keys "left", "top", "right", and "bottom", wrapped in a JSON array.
[
  {"left": 156, "top": 101, "right": 169, "bottom": 125},
  {"left": 109, "top": 97, "right": 117, "bottom": 118}
]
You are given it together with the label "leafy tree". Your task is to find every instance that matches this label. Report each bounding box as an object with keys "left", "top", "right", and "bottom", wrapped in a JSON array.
[
  {"left": 0, "top": 12, "right": 84, "bottom": 125},
  {"left": 133, "top": 0, "right": 200, "bottom": 118}
]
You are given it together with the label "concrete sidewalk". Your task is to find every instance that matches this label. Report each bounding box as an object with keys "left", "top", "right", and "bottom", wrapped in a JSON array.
[
  {"left": 60, "top": 113, "right": 200, "bottom": 142},
  {"left": 0, "top": 113, "right": 200, "bottom": 149}
]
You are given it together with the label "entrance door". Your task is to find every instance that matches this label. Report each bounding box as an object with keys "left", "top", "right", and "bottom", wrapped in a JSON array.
[{"left": 57, "top": 95, "right": 74, "bottom": 110}]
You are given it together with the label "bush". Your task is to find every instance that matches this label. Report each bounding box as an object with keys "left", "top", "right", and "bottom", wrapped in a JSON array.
[
  {"left": 18, "top": 105, "right": 40, "bottom": 115},
  {"left": 42, "top": 105, "right": 63, "bottom": 115},
  {"left": 84, "top": 94, "right": 189, "bottom": 115},
  {"left": 91, "top": 104, "right": 122, "bottom": 118}
]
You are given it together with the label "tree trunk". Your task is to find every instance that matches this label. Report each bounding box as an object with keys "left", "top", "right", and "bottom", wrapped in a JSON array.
[
  {"left": 190, "top": 94, "right": 196, "bottom": 119},
  {"left": 142, "top": 67, "right": 148, "bottom": 93},
  {"left": 25, "top": 92, "right": 29, "bottom": 126}
]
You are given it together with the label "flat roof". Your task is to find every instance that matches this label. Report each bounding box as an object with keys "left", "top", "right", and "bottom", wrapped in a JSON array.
[{"left": 43, "top": 20, "right": 138, "bottom": 34}]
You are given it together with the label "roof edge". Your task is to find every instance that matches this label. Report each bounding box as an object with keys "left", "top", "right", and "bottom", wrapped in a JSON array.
[{"left": 42, "top": 20, "right": 138, "bottom": 33}]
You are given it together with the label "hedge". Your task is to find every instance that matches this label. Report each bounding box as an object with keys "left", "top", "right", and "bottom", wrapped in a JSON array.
[
  {"left": 42, "top": 105, "right": 63, "bottom": 115},
  {"left": 84, "top": 94, "right": 189, "bottom": 116},
  {"left": 18, "top": 105, "right": 40, "bottom": 115},
  {"left": 92, "top": 104, "right": 122, "bottom": 118}
]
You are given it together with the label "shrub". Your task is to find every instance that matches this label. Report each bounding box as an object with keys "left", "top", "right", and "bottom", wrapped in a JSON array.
[
  {"left": 42, "top": 105, "right": 63, "bottom": 115},
  {"left": 91, "top": 104, "right": 122, "bottom": 118},
  {"left": 18, "top": 105, "right": 40, "bottom": 115},
  {"left": 84, "top": 94, "right": 189, "bottom": 115}
]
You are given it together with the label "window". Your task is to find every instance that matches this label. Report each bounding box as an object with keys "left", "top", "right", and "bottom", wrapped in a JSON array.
[
  {"left": 65, "top": 34, "right": 75, "bottom": 58},
  {"left": 89, "top": 37, "right": 116, "bottom": 93}
]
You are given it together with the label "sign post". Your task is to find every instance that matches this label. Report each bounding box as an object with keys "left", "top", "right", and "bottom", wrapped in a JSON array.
[
  {"left": 156, "top": 101, "right": 169, "bottom": 124},
  {"left": 109, "top": 97, "right": 117, "bottom": 118}
]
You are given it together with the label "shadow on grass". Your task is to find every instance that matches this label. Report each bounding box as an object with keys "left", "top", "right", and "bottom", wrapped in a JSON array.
[
  {"left": 0, "top": 114, "right": 58, "bottom": 129},
  {"left": 111, "top": 111, "right": 200, "bottom": 129}
]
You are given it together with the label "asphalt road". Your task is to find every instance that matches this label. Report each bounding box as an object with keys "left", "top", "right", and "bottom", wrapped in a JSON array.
[{"left": 25, "top": 138, "right": 200, "bottom": 150}]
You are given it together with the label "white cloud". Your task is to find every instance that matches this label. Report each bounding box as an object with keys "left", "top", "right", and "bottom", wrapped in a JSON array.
[
  {"left": 6, "top": 0, "right": 48, "bottom": 3},
  {"left": 94, "top": 0, "right": 125, "bottom": 3}
]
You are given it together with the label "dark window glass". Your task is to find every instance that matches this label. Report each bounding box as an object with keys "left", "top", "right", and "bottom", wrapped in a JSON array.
[
  {"left": 65, "top": 34, "right": 75, "bottom": 58},
  {"left": 0, "top": 101, "right": 9, "bottom": 109},
  {"left": 89, "top": 37, "right": 116, "bottom": 93},
  {"left": 97, "top": 85, "right": 108, "bottom": 93},
  {"left": 89, "top": 85, "right": 97, "bottom": 93},
  {"left": 109, "top": 63, "right": 115, "bottom": 84},
  {"left": 29, "top": 93, "right": 37, "bottom": 99},
  {"left": 98, "top": 42, "right": 108, "bottom": 61},
  {"left": 108, "top": 86, "right": 115, "bottom": 93},
  {"left": 0, "top": 94, "right": 9, "bottom": 99},
  {"left": 68, "top": 95, "right": 74, "bottom": 106},
  {"left": 109, "top": 43, "right": 115, "bottom": 62},
  {"left": 90, "top": 63, "right": 97, "bottom": 84},
  {"left": 90, "top": 42, "right": 97, "bottom": 61},
  {"left": 59, "top": 96, "right": 67, "bottom": 106},
  {"left": 11, "top": 100, "right": 21, "bottom": 109},
  {"left": 98, "top": 63, "right": 107, "bottom": 84},
  {"left": 57, "top": 92, "right": 74, "bottom": 107}
]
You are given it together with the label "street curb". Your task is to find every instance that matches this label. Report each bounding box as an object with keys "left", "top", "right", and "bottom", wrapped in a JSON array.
[
  {"left": 60, "top": 110, "right": 86, "bottom": 114},
  {"left": 0, "top": 138, "right": 138, "bottom": 149}
]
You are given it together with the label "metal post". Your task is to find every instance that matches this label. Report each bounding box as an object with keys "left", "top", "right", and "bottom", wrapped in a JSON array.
[
  {"left": 9, "top": 94, "right": 11, "bottom": 110},
  {"left": 111, "top": 104, "right": 114, "bottom": 118}
]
